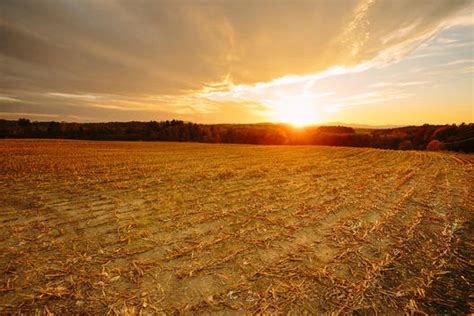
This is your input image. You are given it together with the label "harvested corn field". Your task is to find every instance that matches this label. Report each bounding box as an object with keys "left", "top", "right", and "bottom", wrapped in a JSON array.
[{"left": 0, "top": 139, "right": 473, "bottom": 314}]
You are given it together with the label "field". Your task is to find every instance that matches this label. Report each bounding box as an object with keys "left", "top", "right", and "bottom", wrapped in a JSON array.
[{"left": 0, "top": 139, "right": 472, "bottom": 314}]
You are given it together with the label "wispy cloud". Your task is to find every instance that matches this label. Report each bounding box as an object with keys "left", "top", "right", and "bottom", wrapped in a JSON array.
[
  {"left": 370, "top": 81, "right": 430, "bottom": 88},
  {"left": 0, "top": 95, "right": 23, "bottom": 103},
  {"left": 0, "top": 112, "right": 61, "bottom": 118},
  {"left": 47, "top": 93, "right": 101, "bottom": 100},
  {"left": 440, "top": 59, "right": 473, "bottom": 67}
]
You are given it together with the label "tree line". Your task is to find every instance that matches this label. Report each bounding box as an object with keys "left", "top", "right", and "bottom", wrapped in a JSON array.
[{"left": 1, "top": 118, "right": 473, "bottom": 152}]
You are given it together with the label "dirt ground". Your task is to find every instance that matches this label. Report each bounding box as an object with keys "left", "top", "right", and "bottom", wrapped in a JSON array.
[{"left": 0, "top": 139, "right": 472, "bottom": 315}]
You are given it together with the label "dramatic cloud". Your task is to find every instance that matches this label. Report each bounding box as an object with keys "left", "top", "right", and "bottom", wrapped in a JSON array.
[{"left": 0, "top": 0, "right": 472, "bottom": 123}]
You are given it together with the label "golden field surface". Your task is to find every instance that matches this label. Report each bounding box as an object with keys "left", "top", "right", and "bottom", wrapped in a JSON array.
[{"left": 0, "top": 139, "right": 473, "bottom": 314}]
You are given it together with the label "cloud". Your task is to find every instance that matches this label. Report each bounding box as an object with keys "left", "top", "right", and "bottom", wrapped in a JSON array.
[
  {"left": 48, "top": 92, "right": 101, "bottom": 100},
  {"left": 1, "top": 1, "right": 470, "bottom": 94},
  {"left": 0, "top": 95, "right": 23, "bottom": 103},
  {"left": 0, "top": 0, "right": 471, "bottom": 123},
  {"left": 441, "top": 59, "right": 473, "bottom": 67},
  {"left": 0, "top": 112, "right": 61, "bottom": 119},
  {"left": 370, "top": 81, "right": 430, "bottom": 88}
]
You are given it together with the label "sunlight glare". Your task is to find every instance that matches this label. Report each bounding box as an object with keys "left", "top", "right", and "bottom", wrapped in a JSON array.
[{"left": 270, "top": 94, "right": 322, "bottom": 127}]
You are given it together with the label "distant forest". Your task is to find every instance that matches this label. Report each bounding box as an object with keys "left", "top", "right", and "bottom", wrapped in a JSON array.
[{"left": 1, "top": 119, "right": 473, "bottom": 152}]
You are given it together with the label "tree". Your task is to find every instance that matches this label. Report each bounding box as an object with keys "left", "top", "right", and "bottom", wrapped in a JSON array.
[
  {"left": 399, "top": 140, "right": 413, "bottom": 150},
  {"left": 426, "top": 140, "right": 444, "bottom": 151},
  {"left": 18, "top": 118, "right": 31, "bottom": 128},
  {"left": 47, "top": 121, "right": 61, "bottom": 136}
]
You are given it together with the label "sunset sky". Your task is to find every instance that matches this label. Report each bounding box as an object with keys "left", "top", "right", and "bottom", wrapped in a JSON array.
[{"left": 1, "top": 0, "right": 473, "bottom": 126}]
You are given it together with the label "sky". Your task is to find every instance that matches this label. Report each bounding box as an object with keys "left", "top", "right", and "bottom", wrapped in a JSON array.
[{"left": 0, "top": 0, "right": 473, "bottom": 126}]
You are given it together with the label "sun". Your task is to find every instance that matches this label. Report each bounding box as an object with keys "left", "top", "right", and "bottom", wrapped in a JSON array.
[
  {"left": 279, "top": 110, "right": 315, "bottom": 127},
  {"left": 272, "top": 102, "right": 321, "bottom": 127}
]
